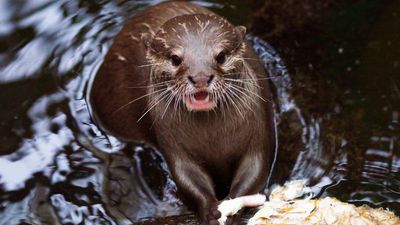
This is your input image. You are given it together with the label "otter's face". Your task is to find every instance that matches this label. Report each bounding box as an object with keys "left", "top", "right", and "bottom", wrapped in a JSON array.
[{"left": 145, "top": 14, "right": 249, "bottom": 112}]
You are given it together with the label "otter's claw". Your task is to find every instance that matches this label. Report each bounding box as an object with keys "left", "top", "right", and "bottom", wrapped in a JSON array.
[{"left": 205, "top": 204, "right": 222, "bottom": 225}]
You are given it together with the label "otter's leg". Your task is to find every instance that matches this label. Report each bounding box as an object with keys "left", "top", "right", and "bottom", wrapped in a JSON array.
[
  {"left": 168, "top": 156, "right": 220, "bottom": 225},
  {"left": 224, "top": 150, "right": 269, "bottom": 225},
  {"left": 229, "top": 150, "right": 269, "bottom": 198}
]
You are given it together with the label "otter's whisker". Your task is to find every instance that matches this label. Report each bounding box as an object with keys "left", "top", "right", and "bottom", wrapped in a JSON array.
[
  {"left": 112, "top": 88, "right": 167, "bottom": 114},
  {"left": 137, "top": 62, "right": 162, "bottom": 68},
  {"left": 212, "top": 84, "right": 222, "bottom": 117},
  {"left": 223, "top": 87, "right": 245, "bottom": 119},
  {"left": 232, "top": 77, "right": 275, "bottom": 81},
  {"left": 160, "top": 91, "right": 176, "bottom": 119},
  {"left": 224, "top": 71, "right": 285, "bottom": 81},
  {"left": 226, "top": 84, "right": 255, "bottom": 114},
  {"left": 225, "top": 78, "right": 262, "bottom": 88},
  {"left": 230, "top": 83, "right": 271, "bottom": 104},
  {"left": 230, "top": 84, "right": 256, "bottom": 108},
  {"left": 175, "top": 85, "right": 185, "bottom": 110},
  {"left": 226, "top": 83, "right": 260, "bottom": 111},
  {"left": 173, "top": 90, "right": 180, "bottom": 112},
  {"left": 222, "top": 72, "right": 242, "bottom": 77},
  {"left": 126, "top": 80, "right": 173, "bottom": 89},
  {"left": 175, "top": 85, "right": 186, "bottom": 122},
  {"left": 220, "top": 85, "right": 231, "bottom": 120},
  {"left": 137, "top": 90, "right": 171, "bottom": 122},
  {"left": 242, "top": 57, "right": 264, "bottom": 62}
]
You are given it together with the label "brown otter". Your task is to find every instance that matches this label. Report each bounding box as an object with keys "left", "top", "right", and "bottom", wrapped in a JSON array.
[{"left": 90, "top": 1, "right": 275, "bottom": 224}]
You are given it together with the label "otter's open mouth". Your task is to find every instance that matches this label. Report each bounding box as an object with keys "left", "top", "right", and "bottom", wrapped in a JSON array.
[{"left": 185, "top": 91, "right": 215, "bottom": 111}]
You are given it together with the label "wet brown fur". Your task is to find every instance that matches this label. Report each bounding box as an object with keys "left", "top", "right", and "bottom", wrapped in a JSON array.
[{"left": 90, "top": 1, "right": 275, "bottom": 224}]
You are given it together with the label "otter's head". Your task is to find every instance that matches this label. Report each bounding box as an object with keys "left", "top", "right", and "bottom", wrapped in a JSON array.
[{"left": 144, "top": 14, "right": 256, "bottom": 113}]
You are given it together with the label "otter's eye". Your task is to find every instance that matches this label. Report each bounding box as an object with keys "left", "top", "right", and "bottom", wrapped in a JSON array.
[
  {"left": 170, "top": 55, "right": 182, "bottom": 66},
  {"left": 216, "top": 51, "right": 226, "bottom": 64}
]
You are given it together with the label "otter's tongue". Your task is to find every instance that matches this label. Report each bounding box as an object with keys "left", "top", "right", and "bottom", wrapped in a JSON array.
[
  {"left": 186, "top": 91, "right": 214, "bottom": 111},
  {"left": 194, "top": 91, "right": 208, "bottom": 101}
]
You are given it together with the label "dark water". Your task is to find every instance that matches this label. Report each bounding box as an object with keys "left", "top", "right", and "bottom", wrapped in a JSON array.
[{"left": 0, "top": 0, "right": 399, "bottom": 224}]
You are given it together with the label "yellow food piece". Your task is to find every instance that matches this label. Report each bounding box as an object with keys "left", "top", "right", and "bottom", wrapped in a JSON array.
[
  {"left": 248, "top": 197, "right": 400, "bottom": 225},
  {"left": 248, "top": 180, "right": 400, "bottom": 225}
]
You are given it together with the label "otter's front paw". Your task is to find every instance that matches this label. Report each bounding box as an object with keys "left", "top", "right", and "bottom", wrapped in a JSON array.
[
  {"left": 207, "top": 204, "right": 222, "bottom": 225},
  {"left": 205, "top": 205, "right": 238, "bottom": 225}
]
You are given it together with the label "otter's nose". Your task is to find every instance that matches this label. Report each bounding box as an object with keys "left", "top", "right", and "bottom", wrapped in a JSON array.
[{"left": 188, "top": 74, "right": 214, "bottom": 88}]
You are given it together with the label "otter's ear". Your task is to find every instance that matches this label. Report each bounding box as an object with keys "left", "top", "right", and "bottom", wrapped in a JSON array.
[
  {"left": 141, "top": 33, "right": 153, "bottom": 50},
  {"left": 235, "top": 25, "right": 247, "bottom": 41}
]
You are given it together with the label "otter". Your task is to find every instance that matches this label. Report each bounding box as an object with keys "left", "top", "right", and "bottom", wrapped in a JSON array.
[{"left": 90, "top": 1, "right": 275, "bottom": 224}]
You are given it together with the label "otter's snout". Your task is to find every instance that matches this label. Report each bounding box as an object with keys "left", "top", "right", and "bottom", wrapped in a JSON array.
[{"left": 188, "top": 73, "right": 214, "bottom": 89}]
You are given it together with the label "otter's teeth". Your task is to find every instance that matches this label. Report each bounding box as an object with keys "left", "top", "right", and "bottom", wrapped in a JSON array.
[{"left": 202, "top": 94, "right": 209, "bottom": 102}]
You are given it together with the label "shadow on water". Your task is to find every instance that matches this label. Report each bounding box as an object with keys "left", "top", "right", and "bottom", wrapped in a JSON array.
[{"left": 0, "top": 0, "right": 399, "bottom": 224}]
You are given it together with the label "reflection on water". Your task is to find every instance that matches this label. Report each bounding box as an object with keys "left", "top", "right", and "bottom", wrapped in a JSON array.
[{"left": 0, "top": 0, "right": 399, "bottom": 224}]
